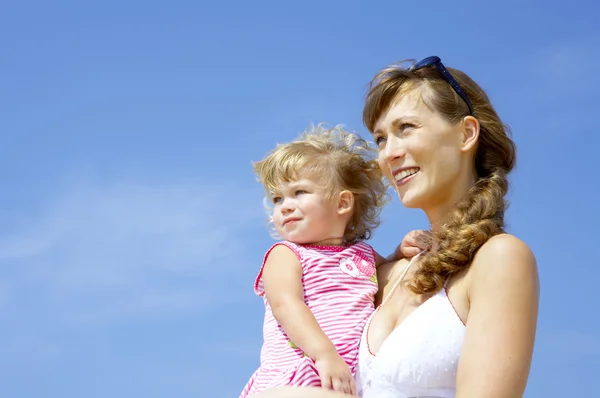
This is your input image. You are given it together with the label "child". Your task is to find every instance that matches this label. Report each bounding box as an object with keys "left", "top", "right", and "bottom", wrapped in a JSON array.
[{"left": 240, "top": 125, "right": 390, "bottom": 397}]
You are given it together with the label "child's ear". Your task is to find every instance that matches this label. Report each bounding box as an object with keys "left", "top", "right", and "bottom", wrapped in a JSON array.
[{"left": 337, "top": 190, "right": 354, "bottom": 215}]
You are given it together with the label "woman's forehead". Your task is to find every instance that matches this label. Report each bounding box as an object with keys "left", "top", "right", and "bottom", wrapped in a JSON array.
[{"left": 373, "top": 90, "right": 435, "bottom": 133}]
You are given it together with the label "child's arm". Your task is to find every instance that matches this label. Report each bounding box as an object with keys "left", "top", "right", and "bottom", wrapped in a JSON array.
[
  {"left": 262, "top": 244, "right": 334, "bottom": 359},
  {"left": 262, "top": 244, "right": 354, "bottom": 395}
]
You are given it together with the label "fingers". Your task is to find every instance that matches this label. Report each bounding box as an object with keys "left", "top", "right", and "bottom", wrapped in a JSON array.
[
  {"left": 331, "top": 376, "right": 354, "bottom": 395},
  {"left": 401, "top": 246, "right": 422, "bottom": 257},
  {"left": 407, "top": 229, "right": 428, "bottom": 246},
  {"left": 332, "top": 377, "right": 343, "bottom": 393},
  {"left": 407, "top": 229, "right": 424, "bottom": 239},
  {"left": 315, "top": 355, "right": 355, "bottom": 395},
  {"left": 320, "top": 375, "right": 332, "bottom": 390},
  {"left": 415, "top": 229, "right": 433, "bottom": 245},
  {"left": 399, "top": 229, "right": 433, "bottom": 257}
]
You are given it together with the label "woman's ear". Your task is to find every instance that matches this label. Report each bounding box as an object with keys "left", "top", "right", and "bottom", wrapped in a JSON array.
[
  {"left": 460, "top": 115, "right": 480, "bottom": 152},
  {"left": 337, "top": 190, "right": 354, "bottom": 216}
]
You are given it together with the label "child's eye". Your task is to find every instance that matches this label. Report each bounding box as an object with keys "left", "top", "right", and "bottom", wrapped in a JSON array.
[
  {"left": 272, "top": 196, "right": 282, "bottom": 204},
  {"left": 295, "top": 190, "right": 307, "bottom": 196}
]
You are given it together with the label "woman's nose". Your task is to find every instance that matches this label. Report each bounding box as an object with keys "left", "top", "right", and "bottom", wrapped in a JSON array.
[{"left": 381, "top": 135, "right": 405, "bottom": 164}]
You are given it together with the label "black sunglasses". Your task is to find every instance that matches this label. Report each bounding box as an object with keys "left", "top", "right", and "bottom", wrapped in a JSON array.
[{"left": 412, "top": 56, "right": 474, "bottom": 115}]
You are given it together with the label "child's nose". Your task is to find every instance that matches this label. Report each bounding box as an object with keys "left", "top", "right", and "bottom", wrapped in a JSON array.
[{"left": 280, "top": 198, "right": 295, "bottom": 213}]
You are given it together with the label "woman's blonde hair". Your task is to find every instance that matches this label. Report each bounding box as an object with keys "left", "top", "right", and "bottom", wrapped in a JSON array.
[
  {"left": 363, "top": 60, "right": 516, "bottom": 295},
  {"left": 253, "top": 124, "right": 390, "bottom": 243}
]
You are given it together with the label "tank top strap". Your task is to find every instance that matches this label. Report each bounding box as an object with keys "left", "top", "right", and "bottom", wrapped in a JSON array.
[
  {"left": 444, "top": 276, "right": 451, "bottom": 288},
  {"left": 380, "top": 251, "right": 424, "bottom": 307}
]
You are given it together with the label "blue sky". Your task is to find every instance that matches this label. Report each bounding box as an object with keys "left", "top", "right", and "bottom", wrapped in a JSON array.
[{"left": 1, "top": 0, "right": 598, "bottom": 397}]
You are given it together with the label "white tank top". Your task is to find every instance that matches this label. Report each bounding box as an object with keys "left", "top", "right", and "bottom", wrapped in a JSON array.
[{"left": 356, "top": 253, "right": 466, "bottom": 398}]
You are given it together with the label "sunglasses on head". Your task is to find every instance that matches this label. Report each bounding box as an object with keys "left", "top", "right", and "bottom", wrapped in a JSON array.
[{"left": 411, "top": 56, "right": 474, "bottom": 115}]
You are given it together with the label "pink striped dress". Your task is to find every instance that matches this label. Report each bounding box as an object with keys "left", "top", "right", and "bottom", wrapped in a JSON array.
[{"left": 239, "top": 241, "right": 378, "bottom": 397}]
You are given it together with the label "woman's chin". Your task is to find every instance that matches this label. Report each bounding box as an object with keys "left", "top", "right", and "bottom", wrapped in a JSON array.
[{"left": 397, "top": 192, "right": 422, "bottom": 209}]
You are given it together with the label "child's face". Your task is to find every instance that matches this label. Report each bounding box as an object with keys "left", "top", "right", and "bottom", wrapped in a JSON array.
[{"left": 270, "top": 176, "right": 346, "bottom": 245}]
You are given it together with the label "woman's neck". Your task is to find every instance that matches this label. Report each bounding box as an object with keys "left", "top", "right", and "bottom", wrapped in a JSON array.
[{"left": 426, "top": 173, "right": 476, "bottom": 233}]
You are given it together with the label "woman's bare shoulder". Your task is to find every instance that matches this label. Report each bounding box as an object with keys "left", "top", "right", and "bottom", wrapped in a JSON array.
[
  {"left": 375, "top": 257, "right": 413, "bottom": 303},
  {"left": 467, "top": 233, "right": 538, "bottom": 295},
  {"left": 378, "top": 257, "right": 412, "bottom": 284}
]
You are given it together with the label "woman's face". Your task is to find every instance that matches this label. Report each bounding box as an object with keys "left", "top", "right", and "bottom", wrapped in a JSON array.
[{"left": 372, "top": 89, "right": 469, "bottom": 211}]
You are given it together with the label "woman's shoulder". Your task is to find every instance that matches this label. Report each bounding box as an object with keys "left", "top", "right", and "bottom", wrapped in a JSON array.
[
  {"left": 374, "top": 257, "right": 413, "bottom": 303},
  {"left": 377, "top": 257, "right": 411, "bottom": 282},
  {"left": 473, "top": 233, "right": 536, "bottom": 267},
  {"left": 467, "top": 233, "right": 539, "bottom": 295}
]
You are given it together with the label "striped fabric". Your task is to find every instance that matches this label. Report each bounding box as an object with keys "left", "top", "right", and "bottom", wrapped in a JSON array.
[{"left": 239, "top": 241, "right": 378, "bottom": 397}]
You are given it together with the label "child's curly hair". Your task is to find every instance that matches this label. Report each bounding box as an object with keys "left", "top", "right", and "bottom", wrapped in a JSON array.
[{"left": 253, "top": 124, "right": 390, "bottom": 244}]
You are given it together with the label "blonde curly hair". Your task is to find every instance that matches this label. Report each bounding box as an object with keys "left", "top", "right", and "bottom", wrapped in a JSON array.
[
  {"left": 253, "top": 124, "right": 390, "bottom": 244},
  {"left": 363, "top": 60, "right": 516, "bottom": 295}
]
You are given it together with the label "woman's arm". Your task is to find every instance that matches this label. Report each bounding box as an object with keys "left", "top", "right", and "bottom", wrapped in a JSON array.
[
  {"left": 252, "top": 386, "right": 351, "bottom": 398},
  {"left": 456, "top": 234, "right": 539, "bottom": 398},
  {"left": 262, "top": 245, "right": 354, "bottom": 394}
]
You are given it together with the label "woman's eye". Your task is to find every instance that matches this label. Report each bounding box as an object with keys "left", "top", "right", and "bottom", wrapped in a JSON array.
[
  {"left": 400, "top": 123, "right": 414, "bottom": 132},
  {"left": 375, "top": 136, "right": 386, "bottom": 147}
]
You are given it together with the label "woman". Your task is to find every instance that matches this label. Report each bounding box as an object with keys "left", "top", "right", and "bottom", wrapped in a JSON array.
[{"left": 253, "top": 56, "right": 539, "bottom": 397}]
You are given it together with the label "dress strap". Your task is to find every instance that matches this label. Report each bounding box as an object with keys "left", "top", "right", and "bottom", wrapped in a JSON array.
[
  {"left": 380, "top": 251, "right": 424, "bottom": 307},
  {"left": 444, "top": 277, "right": 451, "bottom": 288}
]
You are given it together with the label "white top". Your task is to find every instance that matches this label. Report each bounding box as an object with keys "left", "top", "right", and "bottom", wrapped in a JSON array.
[{"left": 356, "top": 253, "right": 466, "bottom": 398}]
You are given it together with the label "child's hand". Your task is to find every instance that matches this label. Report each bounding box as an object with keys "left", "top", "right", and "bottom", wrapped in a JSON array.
[
  {"left": 393, "top": 229, "right": 432, "bottom": 260},
  {"left": 314, "top": 350, "right": 356, "bottom": 395}
]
